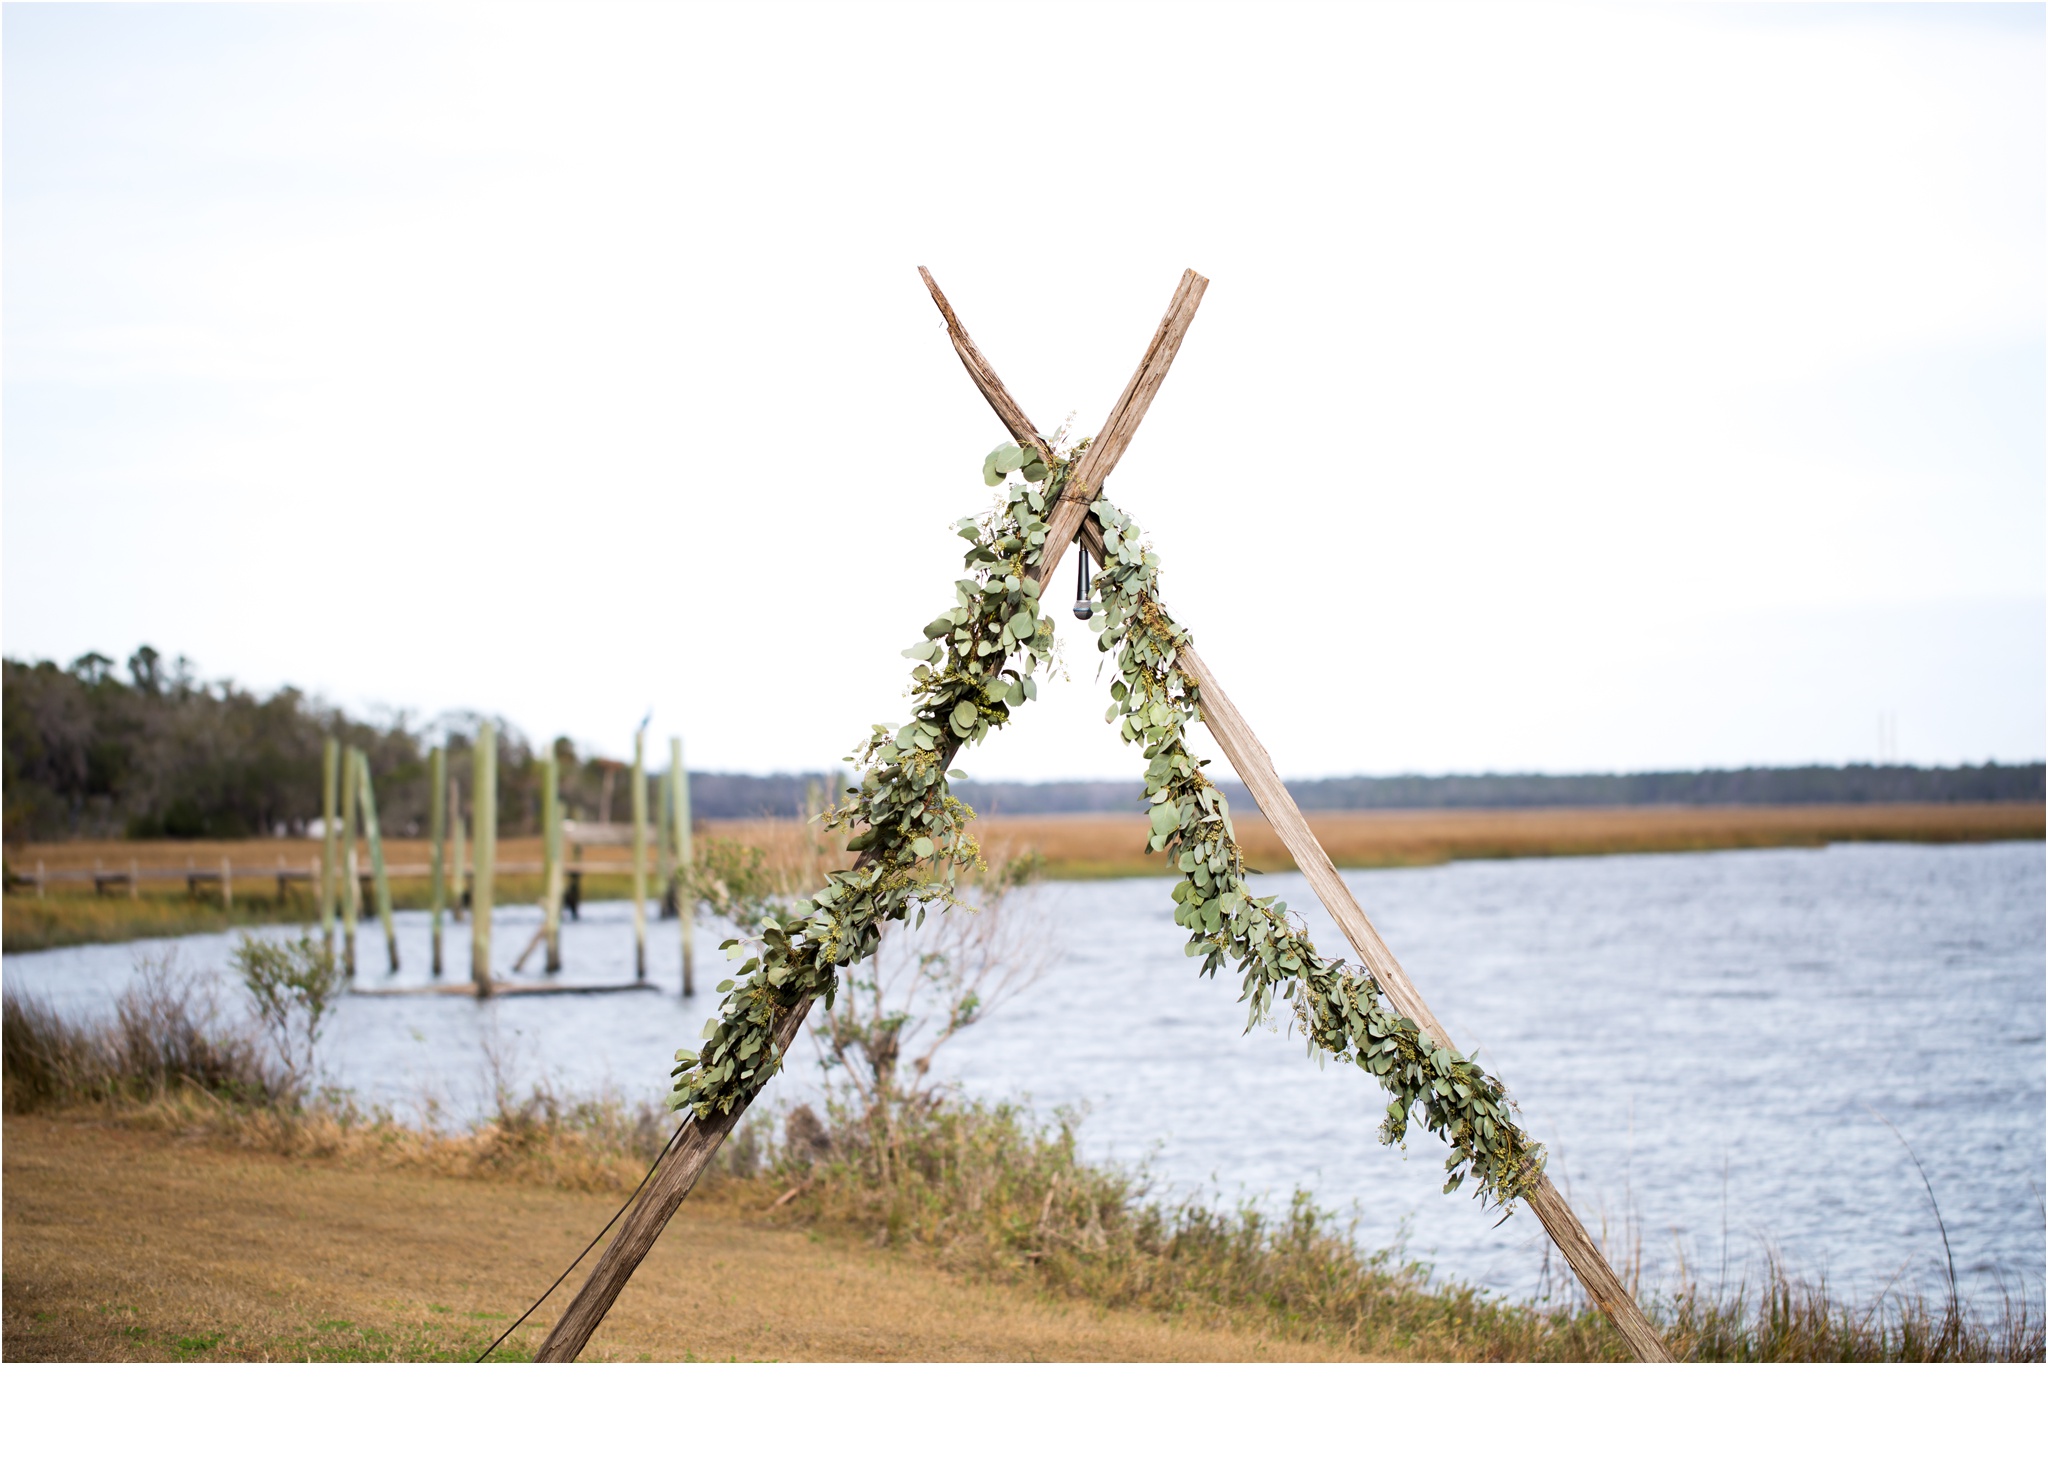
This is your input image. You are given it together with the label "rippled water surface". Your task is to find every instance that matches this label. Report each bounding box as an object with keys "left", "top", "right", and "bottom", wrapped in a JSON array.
[{"left": 8, "top": 840, "right": 2041, "bottom": 1306}]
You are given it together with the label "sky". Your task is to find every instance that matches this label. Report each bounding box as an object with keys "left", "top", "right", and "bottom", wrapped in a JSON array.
[{"left": 3, "top": 1, "right": 2042, "bottom": 782}]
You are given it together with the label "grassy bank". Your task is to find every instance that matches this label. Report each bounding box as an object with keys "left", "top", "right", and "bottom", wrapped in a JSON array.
[{"left": 6, "top": 984, "right": 2036, "bottom": 1363}]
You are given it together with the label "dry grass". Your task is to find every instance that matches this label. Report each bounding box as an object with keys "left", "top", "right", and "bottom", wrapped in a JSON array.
[
  {"left": 2, "top": 1114, "right": 1362, "bottom": 1362},
  {"left": 954, "top": 802, "right": 2045, "bottom": 879},
  {"left": 1, "top": 835, "right": 656, "bottom": 951},
  {"left": 9, "top": 803, "right": 2036, "bottom": 946}
]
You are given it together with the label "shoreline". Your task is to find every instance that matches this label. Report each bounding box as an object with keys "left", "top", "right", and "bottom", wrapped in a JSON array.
[{"left": 6, "top": 802, "right": 2039, "bottom": 952}]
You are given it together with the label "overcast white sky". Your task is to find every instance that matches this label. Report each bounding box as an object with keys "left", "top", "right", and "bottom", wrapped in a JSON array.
[{"left": 4, "top": 1, "right": 2041, "bottom": 781}]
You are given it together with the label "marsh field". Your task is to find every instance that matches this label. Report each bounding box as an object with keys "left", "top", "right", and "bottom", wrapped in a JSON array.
[{"left": 5, "top": 800, "right": 2038, "bottom": 953}]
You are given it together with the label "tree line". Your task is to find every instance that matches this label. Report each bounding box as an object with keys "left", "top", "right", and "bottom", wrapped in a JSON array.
[
  {"left": 2, "top": 650, "right": 706, "bottom": 842},
  {"left": 7, "top": 648, "right": 2038, "bottom": 842}
]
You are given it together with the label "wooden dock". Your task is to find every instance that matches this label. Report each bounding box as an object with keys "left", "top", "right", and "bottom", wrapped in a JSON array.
[{"left": 346, "top": 979, "right": 659, "bottom": 998}]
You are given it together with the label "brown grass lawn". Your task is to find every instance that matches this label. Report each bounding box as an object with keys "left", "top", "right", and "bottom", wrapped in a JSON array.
[{"left": 1, "top": 1115, "right": 1357, "bottom": 1363}]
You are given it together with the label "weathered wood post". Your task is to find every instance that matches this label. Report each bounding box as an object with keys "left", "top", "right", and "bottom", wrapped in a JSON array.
[
  {"left": 673, "top": 736, "right": 694, "bottom": 998},
  {"left": 472, "top": 722, "right": 496, "bottom": 996},
  {"left": 450, "top": 774, "right": 467, "bottom": 925},
  {"left": 220, "top": 856, "right": 233, "bottom": 914},
  {"left": 130, "top": 857, "right": 140, "bottom": 902},
  {"left": 631, "top": 728, "right": 649, "bottom": 983},
  {"left": 429, "top": 744, "right": 447, "bottom": 978},
  {"left": 542, "top": 751, "right": 565, "bottom": 974},
  {"left": 656, "top": 760, "right": 675, "bottom": 920},
  {"left": 355, "top": 749, "right": 400, "bottom": 974},
  {"left": 35, "top": 860, "right": 46, "bottom": 899},
  {"left": 341, "top": 745, "right": 361, "bottom": 979},
  {"left": 320, "top": 737, "right": 340, "bottom": 956}
]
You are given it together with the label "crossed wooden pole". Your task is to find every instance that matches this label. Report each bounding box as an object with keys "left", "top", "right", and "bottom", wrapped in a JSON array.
[{"left": 535, "top": 269, "right": 1673, "bottom": 1363}]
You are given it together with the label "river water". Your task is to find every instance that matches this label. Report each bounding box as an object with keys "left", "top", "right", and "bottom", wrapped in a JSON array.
[{"left": 7, "top": 840, "right": 2041, "bottom": 1310}]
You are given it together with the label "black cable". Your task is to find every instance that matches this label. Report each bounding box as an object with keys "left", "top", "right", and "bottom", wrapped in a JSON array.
[{"left": 474, "top": 1119, "right": 688, "bottom": 1362}]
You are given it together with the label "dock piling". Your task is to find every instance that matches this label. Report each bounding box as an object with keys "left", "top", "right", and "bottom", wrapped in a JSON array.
[
  {"left": 543, "top": 752, "right": 564, "bottom": 974},
  {"left": 341, "top": 745, "right": 360, "bottom": 978},
  {"left": 631, "top": 728, "right": 649, "bottom": 982},
  {"left": 429, "top": 745, "right": 447, "bottom": 977},
  {"left": 321, "top": 737, "right": 339, "bottom": 955},
  {"left": 472, "top": 722, "right": 496, "bottom": 995},
  {"left": 673, "top": 736, "right": 694, "bottom": 998},
  {"left": 355, "top": 748, "right": 400, "bottom": 973}
]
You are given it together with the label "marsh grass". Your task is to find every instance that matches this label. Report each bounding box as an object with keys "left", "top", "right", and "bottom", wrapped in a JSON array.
[
  {"left": 717, "top": 1097, "right": 2043, "bottom": 1362},
  {"left": 2, "top": 889, "right": 323, "bottom": 953},
  {"left": 2, "top": 957, "right": 279, "bottom": 1110}
]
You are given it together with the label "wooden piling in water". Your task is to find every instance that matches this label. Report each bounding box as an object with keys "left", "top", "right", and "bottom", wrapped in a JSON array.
[
  {"left": 656, "top": 760, "right": 675, "bottom": 919},
  {"left": 220, "top": 856, "right": 233, "bottom": 913},
  {"left": 341, "top": 747, "right": 360, "bottom": 978},
  {"left": 542, "top": 753, "right": 564, "bottom": 974},
  {"left": 472, "top": 723, "right": 496, "bottom": 995},
  {"left": 429, "top": 745, "right": 447, "bottom": 978},
  {"left": 450, "top": 775, "right": 467, "bottom": 925},
  {"left": 631, "top": 728, "right": 649, "bottom": 982},
  {"left": 321, "top": 737, "right": 339, "bottom": 956},
  {"left": 673, "top": 736, "right": 694, "bottom": 998},
  {"left": 355, "top": 748, "right": 400, "bottom": 974}
]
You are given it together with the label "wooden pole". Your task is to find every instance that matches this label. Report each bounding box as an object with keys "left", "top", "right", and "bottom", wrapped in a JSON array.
[
  {"left": 536, "top": 999, "right": 812, "bottom": 1360},
  {"left": 631, "top": 728, "right": 648, "bottom": 982},
  {"left": 472, "top": 723, "right": 496, "bottom": 995},
  {"left": 35, "top": 860, "right": 45, "bottom": 899},
  {"left": 1174, "top": 643, "right": 1673, "bottom": 1361},
  {"left": 655, "top": 759, "right": 675, "bottom": 920},
  {"left": 220, "top": 856, "right": 232, "bottom": 914},
  {"left": 356, "top": 748, "right": 400, "bottom": 974},
  {"left": 341, "top": 746, "right": 360, "bottom": 979},
  {"left": 321, "top": 737, "right": 339, "bottom": 956},
  {"left": 919, "top": 265, "right": 1208, "bottom": 595},
  {"left": 923, "top": 268, "right": 1671, "bottom": 1360},
  {"left": 429, "top": 744, "right": 447, "bottom": 978},
  {"left": 535, "top": 271, "right": 1203, "bottom": 1360},
  {"left": 673, "top": 736, "right": 694, "bottom": 999},
  {"left": 451, "top": 773, "right": 467, "bottom": 925},
  {"left": 542, "top": 751, "right": 564, "bottom": 975},
  {"left": 130, "top": 857, "right": 139, "bottom": 902}
]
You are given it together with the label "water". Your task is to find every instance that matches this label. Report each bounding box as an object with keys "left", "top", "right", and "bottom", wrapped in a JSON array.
[{"left": 6, "top": 841, "right": 2041, "bottom": 1309}]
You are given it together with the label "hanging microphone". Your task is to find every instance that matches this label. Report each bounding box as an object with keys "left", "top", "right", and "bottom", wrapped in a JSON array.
[{"left": 1072, "top": 552, "right": 1094, "bottom": 620}]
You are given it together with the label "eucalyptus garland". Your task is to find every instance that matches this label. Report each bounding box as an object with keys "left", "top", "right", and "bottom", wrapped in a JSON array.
[
  {"left": 669, "top": 443, "right": 1544, "bottom": 1211},
  {"left": 667, "top": 442, "right": 1068, "bottom": 1119},
  {"left": 1085, "top": 499, "right": 1544, "bottom": 1208}
]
